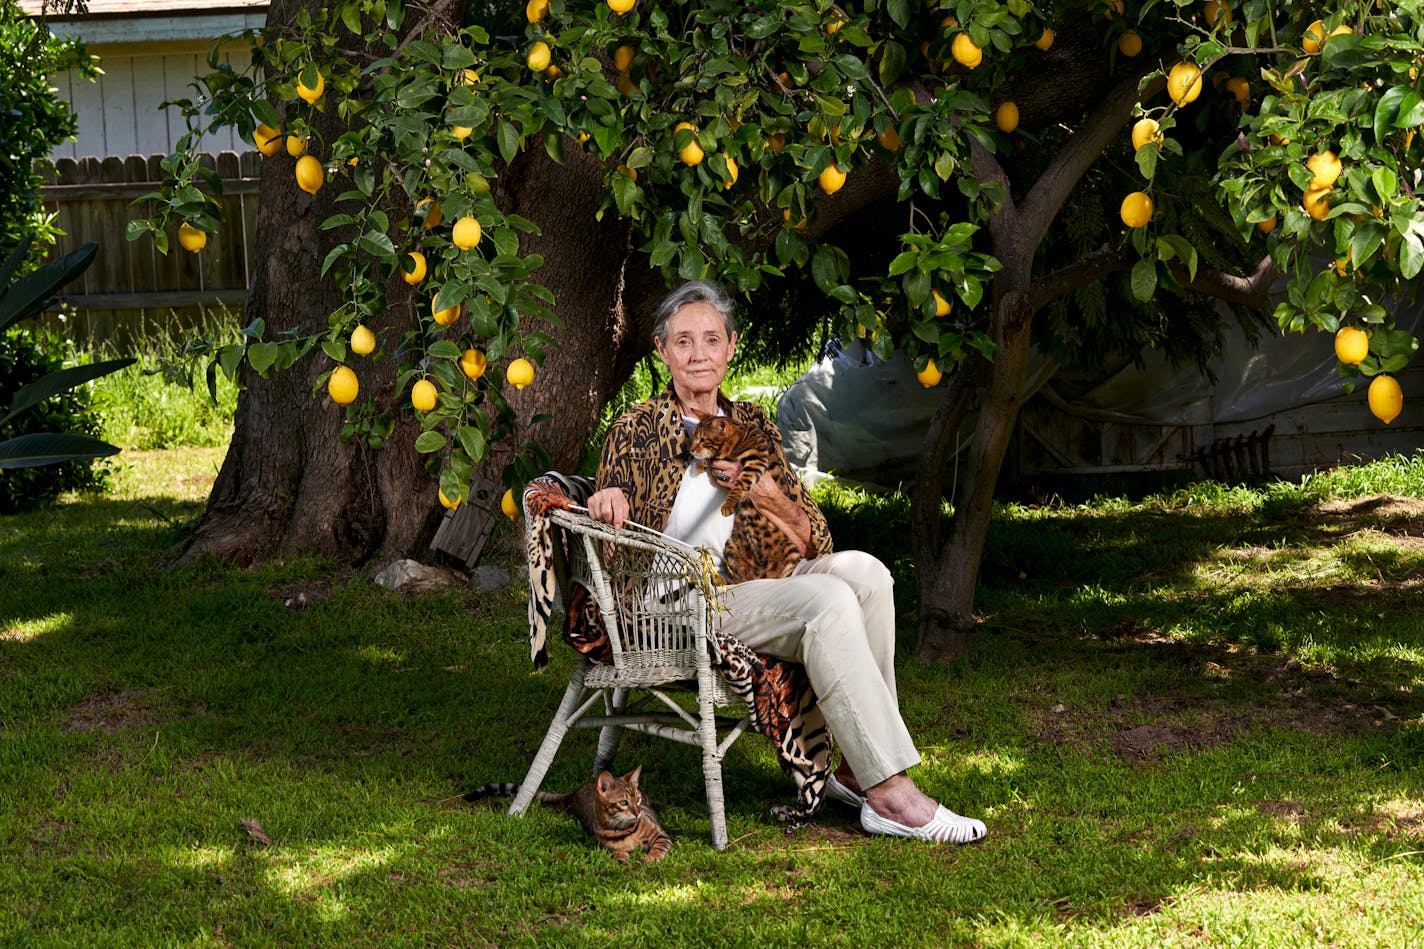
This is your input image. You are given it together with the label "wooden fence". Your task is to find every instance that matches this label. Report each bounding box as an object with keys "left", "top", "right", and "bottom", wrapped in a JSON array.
[{"left": 37, "top": 150, "right": 260, "bottom": 348}]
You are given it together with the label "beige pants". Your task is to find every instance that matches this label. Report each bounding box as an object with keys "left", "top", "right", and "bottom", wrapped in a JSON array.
[{"left": 719, "top": 551, "right": 921, "bottom": 788}]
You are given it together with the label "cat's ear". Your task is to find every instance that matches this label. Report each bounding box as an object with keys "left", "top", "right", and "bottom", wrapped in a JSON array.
[
  {"left": 596, "top": 771, "right": 618, "bottom": 796},
  {"left": 623, "top": 764, "right": 642, "bottom": 787}
]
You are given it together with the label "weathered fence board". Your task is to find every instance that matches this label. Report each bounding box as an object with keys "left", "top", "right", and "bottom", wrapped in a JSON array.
[{"left": 37, "top": 150, "right": 261, "bottom": 348}]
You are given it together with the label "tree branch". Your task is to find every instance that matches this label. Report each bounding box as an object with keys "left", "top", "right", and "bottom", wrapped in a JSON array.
[
  {"left": 1172, "top": 253, "right": 1278, "bottom": 308},
  {"left": 1030, "top": 243, "right": 1131, "bottom": 309},
  {"left": 1017, "top": 65, "right": 1161, "bottom": 250}
]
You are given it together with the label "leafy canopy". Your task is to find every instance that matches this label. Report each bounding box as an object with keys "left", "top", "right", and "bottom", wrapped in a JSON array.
[{"left": 136, "top": 0, "right": 1423, "bottom": 500}]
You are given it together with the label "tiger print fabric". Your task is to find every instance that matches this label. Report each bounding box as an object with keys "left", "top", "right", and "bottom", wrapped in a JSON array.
[{"left": 522, "top": 459, "right": 834, "bottom": 825}]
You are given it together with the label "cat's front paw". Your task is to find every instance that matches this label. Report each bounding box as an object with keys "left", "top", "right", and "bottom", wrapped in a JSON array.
[{"left": 720, "top": 498, "right": 738, "bottom": 516}]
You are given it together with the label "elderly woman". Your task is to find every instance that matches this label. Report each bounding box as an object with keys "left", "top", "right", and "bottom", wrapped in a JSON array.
[{"left": 586, "top": 280, "right": 986, "bottom": 844}]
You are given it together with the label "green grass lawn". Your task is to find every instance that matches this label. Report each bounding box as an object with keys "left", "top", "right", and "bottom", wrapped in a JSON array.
[{"left": 2, "top": 449, "right": 1423, "bottom": 947}]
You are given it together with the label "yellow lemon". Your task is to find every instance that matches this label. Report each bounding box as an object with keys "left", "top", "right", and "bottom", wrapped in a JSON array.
[
  {"left": 527, "top": 41, "right": 551, "bottom": 72},
  {"left": 617, "top": 164, "right": 638, "bottom": 181},
  {"left": 1204, "top": 0, "right": 1231, "bottom": 28},
  {"left": 501, "top": 488, "right": 520, "bottom": 520},
  {"left": 452, "top": 216, "right": 482, "bottom": 250},
  {"left": 827, "top": 16, "right": 846, "bottom": 35},
  {"left": 526, "top": 0, "right": 549, "bottom": 21},
  {"left": 917, "top": 358, "right": 943, "bottom": 388},
  {"left": 1034, "top": 28, "right": 1054, "bottom": 51},
  {"left": 417, "top": 198, "right": 443, "bottom": 229},
  {"left": 1256, "top": 215, "right": 1278, "bottom": 234},
  {"left": 951, "top": 33, "right": 982, "bottom": 69},
  {"left": 296, "top": 70, "right": 324, "bottom": 105},
  {"left": 679, "top": 140, "right": 705, "bottom": 166},
  {"left": 402, "top": 251, "right": 427, "bottom": 285},
  {"left": 285, "top": 134, "right": 308, "bottom": 157},
  {"left": 1132, "top": 117, "right": 1161, "bottom": 151},
  {"left": 608, "top": 0, "right": 635, "bottom": 13},
  {"left": 506, "top": 357, "right": 535, "bottom": 389},
  {"left": 545, "top": 64, "right": 564, "bottom": 81},
  {"left": 1368, "top": 374, "right": 1403, "bottom": 423},
  {"left": 439, "top": 488, "right": 461, "bottom": 510},
  {"left": 876, "top": 125, "right": 900, "bottom": 152},
  {"left": 1225, "top": 77, "right": 1249, "bottom": 103},
  {"left": 1330, "top": 24, "right": 1354, "bottom": 41},
  {"left": 350, "top": 325, "right": 376, "bottom": 356},
  {"left": 819, "top": 161, "right": 847, "bottom": 195},
  {"left": 1334, "top": 326, "right": 1369, "bottom": 365},
  {"left": 617, "top": 71, "right": 637, "bottom": 97},
  {"left": 721, "top": 154, "right": 739, "bottom": 189},
  {"left": 295, "top": 155, "right": 324, "bottom": 195},
  {"left": 1118, "top": 30, "right": 1142, "bottom": 56},
  {"left": 1302, "top": 19, "right": 1327, "bottom": 54},
  {"left": 177, "top": 222, "right": 207, "bottom": 253},
  {"left": 1120, "top": 191, "right": 1153, "bottom": 228},
  {"left": 1103, "top": 0, "right": 1124, "bottom": 18},
  {"left": 328, "top": 366, "right": 358, "bottom": 405},
  {"left": 614, "top": 45, "right": 635, "bottom": 71},
  {"left": 255, "top": 124, "right": 283, "bottom": 157},
  {"left": 1306, "top": 150, "right": 1342, "bottom": 190},
  {"left": 1303, "top": 187, "right": 1332, "bottom": 221},
  {"left": 411, "top": 378, "right": 438, "bottom": 412},
  {"left": 782, "top": 208, "right": 808, "bottom": 233},
  {"left": 933, "top": 289, "right": 952, "bottom": 317},
  {"left": 433, "top": 300, "right": 460, "bottom": 326},
  {"left": 451, "top": 125, "right": 473, "bottom": 140},
  {"left": 459, "top": 348, "right": 487, "bottom": 381},
  {"left": 996, "top": 102, "right": 1019, "bottom": 133},
  {"left": 1167, "top": 62, "right": 1204, "bottom": 106}
]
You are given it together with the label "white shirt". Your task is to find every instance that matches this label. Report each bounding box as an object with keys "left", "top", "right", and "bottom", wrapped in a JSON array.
[{"left": 663, "top": 415, "right": 734, "bottom": 575}]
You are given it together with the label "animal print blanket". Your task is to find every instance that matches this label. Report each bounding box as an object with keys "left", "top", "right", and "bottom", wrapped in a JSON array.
[{"left": 524, "top": 472, "right": 833, "bottom": 826}]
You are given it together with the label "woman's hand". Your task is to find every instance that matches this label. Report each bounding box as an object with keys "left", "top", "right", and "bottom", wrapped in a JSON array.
[
  {"left": 586, "top": 487, "right": 630, "bottom": 530},
  {"left": 746, "top": 473, "right": 812, "bottom": 557}
]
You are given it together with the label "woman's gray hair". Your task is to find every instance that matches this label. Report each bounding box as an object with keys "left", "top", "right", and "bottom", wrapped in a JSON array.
[{"left": 651, "top": 280, "right": 737, "bottom": 347}]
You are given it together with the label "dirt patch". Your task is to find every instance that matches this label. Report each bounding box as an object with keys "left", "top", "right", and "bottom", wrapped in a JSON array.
[
  {"left": 61, "top": 688, "right": 202, "bottom": 734},
  {"left": 1313, "top": 494, "right": 1424, "bottom": 522},
  {"left": 1029, "top": 638, "right": 1407, "bottom": 761},
  {"left": 268, "top": 581, "right": 333, "bottom": 611}
]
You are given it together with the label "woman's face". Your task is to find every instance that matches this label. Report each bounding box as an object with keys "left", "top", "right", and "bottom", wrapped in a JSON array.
[{"left": 656, "top": 301, "right": 736, "bottom": 401}]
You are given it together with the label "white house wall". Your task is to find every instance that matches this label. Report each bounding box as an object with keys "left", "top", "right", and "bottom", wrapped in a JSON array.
[{"left": 49, "top": 39, "right": 256, "bottom": 160}]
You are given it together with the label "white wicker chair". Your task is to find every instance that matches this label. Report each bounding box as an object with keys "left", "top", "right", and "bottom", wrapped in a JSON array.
[{"left": 510, "top": 504, "right": 753, "bottom": 850}]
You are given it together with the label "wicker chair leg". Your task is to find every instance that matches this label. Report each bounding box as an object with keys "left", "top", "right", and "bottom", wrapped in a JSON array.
[
  {"left": 592, "top": 686, "right": 627, "bottom": 773},
  {"left": 509, "top": 661, "right": 588, "bottom": 817},
  {"left": 696, "top": 684, "right": 729, "bottom": 850}
]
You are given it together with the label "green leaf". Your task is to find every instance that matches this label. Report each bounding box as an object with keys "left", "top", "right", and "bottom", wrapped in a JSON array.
[
  {"left": 1373, "top": 86, "right": 1407, "bottom": 146},
  {"left": 1401, "top": 233, "right": 1424, "bottom": 280},
  {"left": 887, "top": 0, "right": 912, "bottom": 28},
  {"left": 878, "top": 41, "right": 906, "bottom": 87},
  {"left": 0, "top": 242, "right": 98, "bottom": 333},
  {"left": 0, "top": 432, "right": 122, "bottom": 469},
  {"left": 1130, "top": 258, "right": 1157, "bottom": 301},
  {"left": 1, "top": 358, "right": 135, "bottom": 426},
  {"left": 1135, "top": 143, "right": 1158, "bottom": 180},
  {"left": 456, "top": 425, "right": 486, "bottom": 462},
  {"left": 497, "top": 120, "right": 519, "bottom": 164},
  {"left": 247, "top": 341, "right": 278, "bottom": 376},
  {"left": 427, "top": 340, "right": 462, "bottom": 360},
  {"left": 414, "top": 430, "right": 448, "bottom": 453}
]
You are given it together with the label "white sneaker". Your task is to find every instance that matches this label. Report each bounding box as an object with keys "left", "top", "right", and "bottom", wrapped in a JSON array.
[
  {"left": 860, "top": 801, "right": 987, "bottom": 844},
  {"left": 825, "top": 774, "right": 866, "bottom": 809}
]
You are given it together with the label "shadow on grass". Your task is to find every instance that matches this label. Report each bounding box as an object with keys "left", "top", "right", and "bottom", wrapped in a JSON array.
[{"left": 3, "top": 479, "right": 1423, "bottom": 944}]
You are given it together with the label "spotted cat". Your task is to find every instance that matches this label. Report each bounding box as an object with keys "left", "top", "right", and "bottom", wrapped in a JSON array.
[
  {"left": 688, "top": 414, "right": 802, "bottom": 582},
  {"left": 464, "top": 766, "right": 671, "bottom": 863}
]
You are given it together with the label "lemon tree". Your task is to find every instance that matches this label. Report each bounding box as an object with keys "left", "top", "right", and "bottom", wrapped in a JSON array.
[{"left": 130, "top": 0, "right": 1423, "bottom": 660}]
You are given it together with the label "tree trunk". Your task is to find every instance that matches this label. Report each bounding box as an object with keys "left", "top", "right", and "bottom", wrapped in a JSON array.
[
  {"left": 182, "top": 0, "right": 663, "bottom": 566},
  {"left": 914, "top": 288, "right": 1034, "bottom": 661}
]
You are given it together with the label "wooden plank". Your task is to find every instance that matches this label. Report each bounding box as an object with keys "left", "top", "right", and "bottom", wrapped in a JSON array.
[
  {"left": 53, "top": 290, "right": 249, "bottom": 309},
  {"left": 124, "top": 154, "right": 160, "bottom": 323},
  {"left": 127, "top": 54, "right": 174, "bottom": 159},
  {"left": 430, "top": 474, "right": 504, "bottom": 567},
  {"left": 148, "top": 153, "right": 187, "bottom": 293},
  {"left": 212, "top": 151, "right": 246, "bottom": 291}
]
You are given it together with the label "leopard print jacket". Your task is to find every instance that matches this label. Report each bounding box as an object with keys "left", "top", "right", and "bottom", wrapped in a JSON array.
[{"left": 595, "top": 385, "right": 833, "bottom": 557}]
